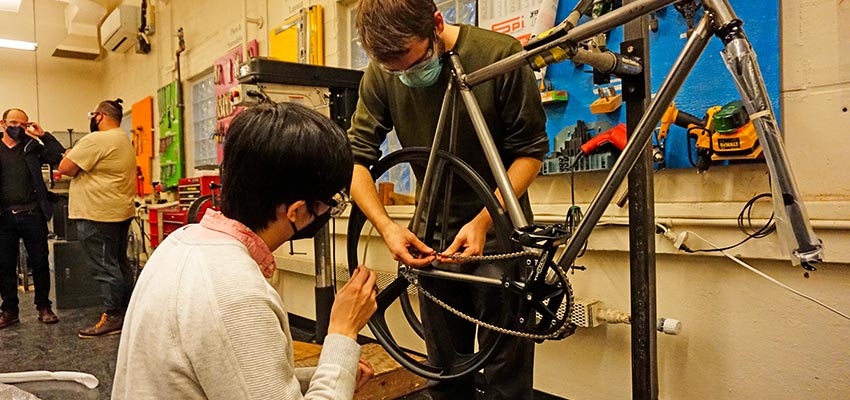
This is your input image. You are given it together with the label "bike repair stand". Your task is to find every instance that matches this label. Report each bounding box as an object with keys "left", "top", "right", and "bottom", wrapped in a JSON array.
[{"left": 620, "top": 3, "right": 658, "bottom": 398}]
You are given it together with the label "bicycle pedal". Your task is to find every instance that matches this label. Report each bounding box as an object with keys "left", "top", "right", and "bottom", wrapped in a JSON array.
[{"left": 511, "top": 224, "right": 570, "bottom": 248}]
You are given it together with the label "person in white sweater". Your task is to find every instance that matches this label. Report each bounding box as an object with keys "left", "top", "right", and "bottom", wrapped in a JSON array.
[{"left": 112, "top": 102, "right": 378, "bottom": 399}]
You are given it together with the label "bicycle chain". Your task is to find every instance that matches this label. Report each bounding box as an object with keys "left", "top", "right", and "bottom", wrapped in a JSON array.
[
  {"left": 400, "top": 251, "right": 574, "bottom": 340},
  {"left": 439, "top": 250, "right": 537, "bottom": 262}
]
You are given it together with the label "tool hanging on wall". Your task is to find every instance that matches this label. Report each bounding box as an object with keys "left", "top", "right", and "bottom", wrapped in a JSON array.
[
  {"left": 589, "top": 86, "right": 622, "bottom": 114},
  {"left": 656, "top": 101, "right": 762, "bottom": 172},
  {"left": 673, "top": 0, "right": 700, "bottom": 38},
  {"left": 542, "top": 121, "right": 626, "bottom": 175},
  {"left": 580, "top": 123, "right": 627, "bottom": 155}
]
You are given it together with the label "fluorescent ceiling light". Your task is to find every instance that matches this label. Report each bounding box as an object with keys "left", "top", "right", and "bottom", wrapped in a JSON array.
[
  {"left": 0, "top": 0, "right": 22, "bottom": 13},
  {"left": 0, "top": 38, "right": 37, "bottom": 51}
]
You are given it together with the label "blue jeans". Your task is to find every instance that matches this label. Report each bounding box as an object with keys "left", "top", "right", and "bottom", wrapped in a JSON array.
[
  {"left": 0, "top": 211, "right": 52, "bottom": 313},
  {"left": 76, "top": 219, "right": 134, "bottom": 313}
]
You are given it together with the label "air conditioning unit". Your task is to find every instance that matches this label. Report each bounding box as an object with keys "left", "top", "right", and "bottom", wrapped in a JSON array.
[{"left": 100, "top": 5, "right": 139, "bottom": 52}]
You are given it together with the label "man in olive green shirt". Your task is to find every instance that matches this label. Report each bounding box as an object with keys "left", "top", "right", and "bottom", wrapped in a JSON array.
[
  {"left": 59, "top": 99, "right": 136, "bottom": 338},
  {"left": 348, "top": 1, "right": 548, "bottom": 399}
]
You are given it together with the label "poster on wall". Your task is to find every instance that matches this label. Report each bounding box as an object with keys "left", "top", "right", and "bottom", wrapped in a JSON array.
[{"left": 478, "top": 0, "right": 555, "bottom": 45}]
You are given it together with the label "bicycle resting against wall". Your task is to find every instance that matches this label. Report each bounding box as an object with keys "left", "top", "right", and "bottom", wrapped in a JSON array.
[{"left": 346, "top": 0, "right": 824, "bottom": 381}]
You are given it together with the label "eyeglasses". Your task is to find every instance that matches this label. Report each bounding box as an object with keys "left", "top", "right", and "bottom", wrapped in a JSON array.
[
  {"left": 3, "top": 120, "right": 30, "bottom": 127},
  {"left": 319, "top": 190, "right": 350, "bottom": 218},
  {"left": 379, "top": 36, "right": 437, "bottom": 76}
]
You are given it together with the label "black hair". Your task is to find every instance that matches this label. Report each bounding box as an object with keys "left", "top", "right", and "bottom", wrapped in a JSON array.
[
  {"left": 2, "top": 108, "right": 29, "bottom": 120},
  {"left": 96, "top": 98, "right": 124, "bottom": 122},
  {"left": 356, "top": 0, "right": 438, "bottom": 63},
  {"left": 219, "top": 102, "right": 354, "bottom": 232}
]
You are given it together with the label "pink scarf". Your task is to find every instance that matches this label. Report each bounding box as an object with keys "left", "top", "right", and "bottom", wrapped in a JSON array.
[{"left": 199, "top": 210, "right": 277, "bottom": 278}]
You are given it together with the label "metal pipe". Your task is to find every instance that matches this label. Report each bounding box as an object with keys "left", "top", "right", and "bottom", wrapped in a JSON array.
[
  {"left": 313, "top": 224, "right": 334, "bottom": 343},
  {"left": 410, "top": 268, "right": 505, "bottom": 287},
  {"left": 702, "top": 0, "right": 738, "bottom": 29},
  {"left": 410, "top": 81, "right": 455, "bottom": 236},
  {"left": 465, "top": 0, "right": 677, "bottom": 87},
  {"left": 571, "top": 48, "right": 643, "bottom": 76},
  {"left": 621, "top": 6, "right": 657, "bottom": 398},
  {"left": 534, "top": 215, "right": 850, "bottom": 230},
  {"left": 449, "top": 54, "right": 529, "bottom": 228},
  {"left": 241, "top": 1, "right": 263, "bottom": 60},
  {"left": 567, "top": 0, "right": 596, "bottom": 27},
  {"left": 557, "top": 15, "right": 715, "bottom": 270},
  {"left": 314, "top": 226, "right": 334, "bottom": 288},
  {"left": 242, "top": 0, "right": 248, "bottom": 64}
]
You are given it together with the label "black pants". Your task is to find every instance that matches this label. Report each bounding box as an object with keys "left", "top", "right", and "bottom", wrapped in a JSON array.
[
  {"left": 0, "top": 211, "right": 52, "bottom": 313},
  {"left": 76, "top": 219, "right": 134, "bottom": 313},
  {"left": 419, "top": 262, "right": 535, "bottom": 400}
]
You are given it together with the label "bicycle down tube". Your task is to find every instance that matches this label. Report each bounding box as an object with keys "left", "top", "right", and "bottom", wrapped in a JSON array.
[{"left": 557, "top": 13, "right": 715, "bottom": 270}]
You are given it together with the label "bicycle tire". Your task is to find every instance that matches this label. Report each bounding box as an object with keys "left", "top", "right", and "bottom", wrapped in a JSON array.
[
  {"left": 186, "top": 195, "right": 214, "bottom": 224},
  {"left": 346, "top": 147, "right": 519, "bottom": 381}
]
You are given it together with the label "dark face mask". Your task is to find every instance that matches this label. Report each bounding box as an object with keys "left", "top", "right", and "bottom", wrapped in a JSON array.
[
  {"left": 5, "top": 126, "right": 25, "bottom": 141},
  {"left": 289, "top": 211, "right": 331, "bottom": 241},
  {"left": 89, "top": 115, "right": 101, "bottom": 133}
]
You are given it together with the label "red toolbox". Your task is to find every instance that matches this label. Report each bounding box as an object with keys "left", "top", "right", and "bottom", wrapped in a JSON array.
[
  {"left": 148, "top": 205, "right": 187, "bottom": 247},
  {"left": 178, "top": 176, "right": 220, "bottom": 210}
]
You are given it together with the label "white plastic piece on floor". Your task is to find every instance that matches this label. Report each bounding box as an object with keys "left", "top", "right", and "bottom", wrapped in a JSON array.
[{"left": 0, "top": 371, "right": 99, "bottom": 389}]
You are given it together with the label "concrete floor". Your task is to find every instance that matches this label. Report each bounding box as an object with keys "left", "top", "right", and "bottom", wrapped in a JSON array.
[
  {"left": 0, "top": 290, "right": 432, "bottom": 400},
  {"left": 0, "top": 291, "right": 119, "bottom": 399}
]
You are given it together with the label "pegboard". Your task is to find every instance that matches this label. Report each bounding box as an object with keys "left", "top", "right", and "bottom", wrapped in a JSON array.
[
  {"left": 158, "top": 81, "right": 184, "bottom": 189},
  {"left": 132, "top": 96, "right": 154, "bottom": 195},
  {"left": 213, "top": 40, "right": 259, "bottom": 164},
  {"left": 542, "top": 0, "right": 779, "bottom": 170}
]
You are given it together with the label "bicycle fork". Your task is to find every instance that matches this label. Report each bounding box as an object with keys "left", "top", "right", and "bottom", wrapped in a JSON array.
[{"left": 706, "top": 0, "right": 823, "bottom": 268}]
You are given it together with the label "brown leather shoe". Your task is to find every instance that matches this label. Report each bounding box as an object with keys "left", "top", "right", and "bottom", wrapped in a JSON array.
[
  {"left": 0, "top": 310, "right": 20, "bottom": 329},
  {"left": 78, "top": 313, "right": 123, "bottom": 338},
  {"left": 37, "top": 306, "right": 59, "bottom": 324}
]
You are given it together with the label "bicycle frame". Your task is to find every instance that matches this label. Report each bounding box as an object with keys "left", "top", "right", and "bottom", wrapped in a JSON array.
[{"left": 411, "top": 0, "right": 822, "bottom": 282}]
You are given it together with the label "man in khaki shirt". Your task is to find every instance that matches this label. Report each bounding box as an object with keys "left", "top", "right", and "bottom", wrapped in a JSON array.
[{"left": 59, "top": 99, "right": 136, "bottom": 338}]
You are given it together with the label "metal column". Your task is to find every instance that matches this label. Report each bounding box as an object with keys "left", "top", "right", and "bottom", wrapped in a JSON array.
[
  {"left": 620, "top": 3, "right": 657, "bottom": 399},
  {"left": 313, "top": 224, "right": 334, "bottom": 344}
]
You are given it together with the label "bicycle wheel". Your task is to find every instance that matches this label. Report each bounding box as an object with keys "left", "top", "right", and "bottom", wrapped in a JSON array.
[
  {"left": 186, "top": 194, "right": 216, "bottom": 224},
  {"left": 347, "top": 147, "right": 520, "bottom": 381}
]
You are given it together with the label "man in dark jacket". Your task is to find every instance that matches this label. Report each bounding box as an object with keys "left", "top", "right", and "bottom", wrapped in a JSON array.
[{"left": 0, "top": 108, "right": 64, "bottom": 329}]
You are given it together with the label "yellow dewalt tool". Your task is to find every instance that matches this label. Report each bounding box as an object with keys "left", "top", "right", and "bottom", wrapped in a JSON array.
[{"left": 657, "top": 100, "right": 761, "bottom": 171}]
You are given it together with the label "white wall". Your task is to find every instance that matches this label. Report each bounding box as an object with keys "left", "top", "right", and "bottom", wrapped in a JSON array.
[
  {"left": 0, "top": 0, "right": 103, "bottom": 134},
  {"left": 91, "top": 0, "right": 850, "bottom": 399}
]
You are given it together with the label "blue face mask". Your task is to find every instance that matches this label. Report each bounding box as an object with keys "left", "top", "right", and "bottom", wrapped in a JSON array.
[
  {"left": 398, "top": 53, "right": 443, "bottom": 88},
  {"left": 4, "top": 126, "right": 25, "bottom": 141}
]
